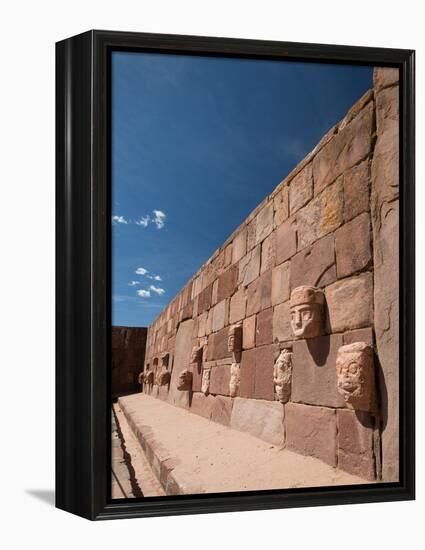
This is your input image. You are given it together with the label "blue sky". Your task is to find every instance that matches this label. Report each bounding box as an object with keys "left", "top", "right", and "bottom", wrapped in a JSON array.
[{"left": 111, "top": 51, "right": 373, "bottom": 327}]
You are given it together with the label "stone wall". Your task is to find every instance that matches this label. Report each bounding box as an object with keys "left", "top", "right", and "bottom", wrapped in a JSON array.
[
  {"left": 142, "top": 68, "right": 399, "bottom": 482},
  {"left": 112, "top": 326, "right": 147, "bottom": 398}
]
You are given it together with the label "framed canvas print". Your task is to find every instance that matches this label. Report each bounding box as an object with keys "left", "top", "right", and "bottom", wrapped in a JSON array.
[{"left": 56, "top": 30, "right": 415, "bottom": 520}]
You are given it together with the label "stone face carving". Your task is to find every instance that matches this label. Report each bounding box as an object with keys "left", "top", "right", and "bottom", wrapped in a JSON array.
[
  {"left": 229, "top": 363, "right": 240, "bottom": 397},
  {"left": 290, "top": 285, "right": 325, "bottom": 338},
  {"left": 177, "top": 368, "right": 193, "bottom": 391},
  {"left": 228, "top": 323, "right": 243, "bottom": 354},
  {"left": 190, "top": 345, "right": 203, "bottom": 366},
  {"left": 336, "top": 342, "right": 375, "bottom": 411},
  {"left": 161, "top": 353, "right": 170, "bottom": 368},
  {"left": 158, "top": 367, "right": 171, "bottom": 386},
  {"left": 201, "top": 366, "right": 211, "bottom": 395},
  {"left": 273, "top": 348, "right": 293, "bottom": 403}
]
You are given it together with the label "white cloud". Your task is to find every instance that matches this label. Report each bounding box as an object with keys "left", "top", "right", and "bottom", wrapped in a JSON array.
[
  {"left": 111, "top": 215, "right": 128, "bottom": 225},
  {"left": 137, "top": 289, "right": 151, "bottom": 298},
  {"left": 135, "top": 267, "right": 148, "bottom": 275},
  {"left": 128, "top": 281, "right": 140, "bottom": 286},
  {"left": 153, "top": 275, "right": 162, "bottom": 281},
  {"left": 135, "top": 215, "right": 150, "bottom": 227},
  {"left": 153, "top": 210, "right": 166, "bottom": 229},
  {"left": 149, "top": 285, "right": 165, "bottom": 296}
]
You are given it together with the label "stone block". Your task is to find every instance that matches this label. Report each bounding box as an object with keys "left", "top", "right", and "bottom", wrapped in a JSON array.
[
  {"left": 197, "top": 311, "right": 208, "bottom": 338},
  {"left": 343, "top": 327, "right": 374, "bottom": 346},
  {"left": 285, "top": 402, "right": 337, "bottom": 466},
  {"left": 246, "top": 269, "right": 272, "bottom": 316},
  {"left": 255, "top": 201, "right": 274, "bottom": 244},
  {"left": 312, "top": 102, "right": 373, "bottom": 195},
  {"left": 274, "top": 185, "right": 289, "bottom": 226},
  {"left": 343, "top": 160, "right": 370, "bottom": 222},
  {"left": 229, "top": 288, "right": 246, "bottom": 324},
  {"left": 191, "top": 361, "right": 203, "bottom": 392},
  {"left": 243, "top": 315, "right": 256, "bottom": 349},
  {"left": 239, "top": 348, "right": 256, "bottom": 398},
  {"left": 197, "top": 284, "right": 213, "bottom": 314},
  {"left": 261, "top": 231, "right": 276, "bottom": 274},
  {"left": 206, "top": 327, "right": 231, "bottom": 361},
  {"left": 190, "top": 392, "right": 215, "bottom": 420},
  {"left": 271, "top": 261, "right": 290, "bottom": 306},
  {"left": 272, "top": 300, "right": 292, "bottom": 343},
  {"left": 373, "top": 67, "right": 399, "bottom": 91},
  {"left": 230, "top": 397, "right": 285, "bottom": 446},
  {"left": 246, "top": 219, "right": 256, "bottom": 251},
  {"left": 238, "top": 245, "right": 261, "bottom": 287},
  {"left": 335, "top": 212, "right": 372, "bottom": 278},
  {"left": 212, "top": 299, "right": 228, "bottom": 333},
  {"left": 224, "top": 243, "right": 233, "bottom": 267},
  {"left": 275, "top": 217, "right": 297, "bottom": 264},
  {"left": 290, "top": 233, "right": 336, "bottom": 290},
  {"left": 209, "top": 363, "right": 232, "bottom": 396},
  {"left": 256, "top": 307, "right": 273, "bottom": 347},
  {"left": 337, "top": 409, "right": 376, "bottom": 480},
  {"left": 297, "top": 179, "right": 343, "bottom": 249},
  {"left": 289, "top": 163, "right": 313, "bottom": 214},
  {"left": 211, "top": 278, "right": 218, "bottom": 306},
  {"left": 326, "top": 272, "right": 373, "bottom": 332},
  {"left": 232, "top": 229, "right": 247, "bottom": 264},
  {"left": 291, "top": 334, "right": 345, "bottom": 408},
  {"left": 210, "top": 395, "right": 234, "bottom": 426},
  {"left": 217, "top": 265, "right": 238, "bottom": 302},
  {"left": 253, "top": 344, "right": 277, "bottom": 400}
]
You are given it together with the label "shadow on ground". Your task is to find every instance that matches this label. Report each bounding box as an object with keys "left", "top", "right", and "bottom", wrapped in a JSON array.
[{"left": 26, "top": 489, "right": 55, "bottom": 507}]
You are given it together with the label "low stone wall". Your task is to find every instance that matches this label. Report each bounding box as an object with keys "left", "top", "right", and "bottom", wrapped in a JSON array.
[
  {"left": 142, "top": 68, "right": 399, "bottom": 482},
  {"left": 112, "top": 326, "right": 147, "bottom": 398}
]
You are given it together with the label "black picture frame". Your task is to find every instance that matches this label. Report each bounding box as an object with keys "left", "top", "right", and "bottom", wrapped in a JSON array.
[{"left": 56, "top": 30, "right": 415, "bottom": 521}]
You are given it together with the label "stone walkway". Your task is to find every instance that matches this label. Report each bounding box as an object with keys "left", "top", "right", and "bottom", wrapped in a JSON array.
[{"left": 118, "top": 393, "right": 373, "bottom": 496}]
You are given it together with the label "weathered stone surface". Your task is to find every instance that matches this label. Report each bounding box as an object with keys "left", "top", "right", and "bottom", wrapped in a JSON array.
[
  {"left": 197, "top": 311, "right": 208, "bottom": 338},
  {"left": 230, "top": 397, "right": 284, "bottom": 446},
  {"left": 289, "top": 163, "right": 313, "bottom": 214},
  {"left": 274, "top": 185, "right": 289, "bottom": 226},
  {"left": 210, "top": 395, "right": 234, "bottom": 426},
  {"left": 229, "top": 288, "right": 246, "bottom": 324},
  {"left": 271, "top": 261, "right": 290, "bottom": 306},
  {"left": 239, "top": 348, "right": 256, "bottom": 398},
  {"left": 238, "top": 245, "right": 261, "bottom": 287},
  {"left": 211, "top": 278, "right": 218, "bottom": 306},
  {"left": 224, "top": 243, "right": 233, "bottom": 267},
  {"left": 272, "top": 300, "right": 292, "bottom": 344},
  {"left": 373, "top": 67, "right": 399, "bottom": 91},
  {"left": 256, "top": 307, "right": 273, "bottom": 347},
  {"left": 255, "top": 202, "right": 274, "bottom": 244},
  {"left": 253, "top": 344, "right": 277, "bottom": 400},
  {"left": 212, "top": 299, "right": 228, "bottom": 333},
  {"left": 246, "top": 219, "right": 256, "bottom": 252},
  {"left": 292, "top": 334, "right": 345, "bottom": 408},
  {"left": 190, "top": 392, "right": 216, "bottom": 420},
  {"left": 338, "top": 90, "right": 374, "bottom": 131},
  {"left": 209, "top": 364, "right": 232, "bottom": 396},
  {"left": 261, "top": 231, "right": 276, "bottom": 274},
  {"left": 343, "top": 327, "right": 374, "bottom": 346},
  {"left": 232, "top": 229, "right": 247, "bottom": 264},
  {"left": 246, "top": 269, "right": 272, "bottom": 316},
  {"left": 290, "top": 234, "right": 335, "bottom": 290},
  {"left": 206, "top": 327, "right": 232, "bottom": 361},
  {"left": 335, "top": 213, "right": 372, "bottom": 278},
  {"left": 275, "top": 217, "right": 297, "bottom": 264},
  {"left": 326, "top": 272, "right": 373, "bottom": 332},
  {"left": 217, "top": 265, "right": 238, "bottom": 302},
  {"left": 343, "top": 161, "right": 370, "bottom": 222},
  {"left": 297, "top": 179, "right": 343, "bottom": 249},
  {"left": 111, "top": 326, "right": 147, "bottom": 398},
  {"left": 197, "top": 284, "right": 213, "bottom": 314},
  {"left": 168, "top": 319, "right": 194, "bottom": 409},
  {"left": 243, "top": 315, "right": 256, "bottom": 349},
  {"left": 285, "top": 402, "right": 337, "bottom": 467},
  {"left": 312, "top": 102, "right": 373, "bottom": 195},
  {"left": 337, "top": 409, "right": 376, "bottom": 480}
]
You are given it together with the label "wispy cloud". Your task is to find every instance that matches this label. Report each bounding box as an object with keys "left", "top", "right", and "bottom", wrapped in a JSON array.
[
  {"left": 149, "top": 285, "right": 165, "bottom": 296},
  {"left": 147, "top": 274, "right": 162, "bottom": 281},
  {"left": 135, "top": 215, "right": 150, "bottom": 227},
  {"left": 128, "top": 281, "right": 140, "bottom": 286},
  {"left": 137, "top": 289, "right": 151, "bottom": 298},
  {"left": 153, "top": 210, "right": 166, "bottom": 229},
  {"left": 135, "top": 267, "right": 148, "bottom": 275},
  {"left": 111, "top": 215, "right": 128, "bottom": 225}
]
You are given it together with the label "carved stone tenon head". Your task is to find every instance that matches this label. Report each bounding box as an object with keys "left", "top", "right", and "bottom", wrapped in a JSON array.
[
  {"left": 290, "top": 285, "right": 325, "bottom": 339},
  {"left": 228, "top": 324, "right": 243, "bottom": 353},
  {"left": 190, "top": 345, "right": 203, "bottom": 365},
  {"left": 273, "top": 348, "right": 292, "bottom": 403},
  {"left": 177, "top": 369, "right": 193, "bottom": 391},
  {"left": 229, "top": 362, "right": 240, "bottom": 397},
  {"left": 336, "top": 342, "right": 375, "bottom": 411}
]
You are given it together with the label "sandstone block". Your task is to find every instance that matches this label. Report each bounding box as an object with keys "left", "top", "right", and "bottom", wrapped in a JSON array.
[
  {"left": 217, "top": 265, "right": 238, "bottom": 302},
  {"left": 212, "top": 299, "right": 228, "bottom": 333},
  {"left": 232, "top": 229, "right": 247, "bottom": 264},
  {"left": 290, "top": 233, "right": 336, "bottom": 290},
  {"left": 271, "top": 261, "right": 290, "bottom": 306},
  {"left": 211, "top": 278, "right": 218, "bottom": 306},
  {"left": 209, "top": 364, "right": 232, "bottom": 396},
  {"left": 335, "top": 212, "right": 372, "bottom": 278},
  {"left": 337, "top": 409, "right": 376, "bottom": 480},
  {"left": 230, "top": 397, "right": 284, "bottom": 446},
  {"left": 297, "top": 179, "right": 343, "bottom": 249},
  {"left": 243, "top": 315, "right": 256, "bottom": 349},
  {"left": 238, "top": 245, "right": 261, "bottom": 287},
  {"left": 255, "top": 202, "right": 274, "bottom": 244},
  {"left": 326, "top": 272, "right": 373, "bottom": 332},
  {"left": 197, "top": 311, "right": 208, "bottom": 338},
  {"left": 190, "top": 392, "right": 216, "bottom": 420},
  {"left": 285, "top": 402, "right": 337, "bottom": 466},
  {"left": 261, "top": 231, "right": 276, "bottom": 274},
  {"left": 291, "top": 334, "right": 345, "bottom": 408},
  {"left": 253, "top": 344, "right": 277, "bottom": 400},
  {"left": 343, "top": 161, "right": 370, "bottom": 222},
  {"left": 239, "top": 348, "right": 256, "bottom": 398},
  {"left": 246, "top": 219, "right": 256, "bottom": 251},
  {"left": 343, "top": 327, "right": 374, "bottom": 346},
  {"left": 246, "top": 269, "right": 272, "bottom": 316},
  {"left": 197, "top": 284, "right": 213, "bottom": 314},
  {"left": 312, "top": 102, "right": 373, "bottom": 195},
  {"left": 224, "top": 243, "right": 233, "bottom": 267},
  {"left": 373, "top": 67, "right": 399, "bottom": 91},
  {"left": 275, "top": 217, "right": 297, "bottom": 264},
  {"left": 210, "top": 395, "right": 234, "bottom": 426},
  {"left": 206, "top": 327, "right": 231, "bottom": 361},
  {"left": 274, "top": 185, "right": 289, "bottom": 226},
  {"left": 289, "top": 163, "right": 313, "bottom": 214},
  {"left": 272, "top": 300, "right": 292, "bottom": 343},
  {"left": 229, "top": 288, "right": 246, "bottom": 324},
  {"left": 256, "top": 307, "right": 273, "bottom": 347}
]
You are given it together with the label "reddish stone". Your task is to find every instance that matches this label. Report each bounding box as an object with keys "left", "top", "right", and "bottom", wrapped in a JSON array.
[
  {"left": 337, "top": 409, "right": 376, "bottom": 480},
  {"left": 343, "top": 327, "right": 374, "bottom": 346},
  {"left": 271, "top": 261, "right": 290, "bottom": 306},
  {"left": 289, "top": 163, "right": 313, "bottom": 214},
  {"left": 274, "top": 185, "right": 289, "bottom": 226},
  {"left": 229, "top": 288, "right": 246, "bottom": 324},
  {"left": 275, "top": 217, "right": 297, "bottom": 264},
  {"left": 335, "top": 212, "right": 372, "bottom": 278},
  {"left": 238, "top": 245, "right": 261, "bottom": 287},
  {"left": 217, "top": 265, "right": 238, "bottom": 302},
  {"left": 272, "top": 300, "right": 292, "bottom": 343},
  {"left": 181, "top": 300, "right": 193, "bottom": 321},
  {"left": 285, "top": 402, "right": 337, "bottom": 467},
  {"left": 212, "top": 299, "right": 228, "bottom": 333},
  {"left": 253, "top": 344, "right": 276, "bottom": 400},
  {"left": 243, "top": 315, "right": 256, "bottom": 349},
  {"left": 290, "top": 233, "right": 336, "bottom": 290},
  {"left": 246, "top": 269, "right": 272, "bottom": 316},
  {"left": 230, "top": 397, "right": 284, "bottom": 445},
  {"left": 256, "top": 307, "right": 273, "bottom": 347},
  {"left": 260, "top": 231, "right": 276, "bottom": 274},
  {"left": 232, "top": 229, "right": 247, "bottom": 264},
  {"left": 224, "top": 243, "right": 233, "bottom": 267},
  {"left": 373, "top": 67, "right": 399, "bottom": 91},
  {"left": 197, "top": 284, "right": 213, "bottom": 314},
  {"left": 210, "top": 395, "right": 234, "bottom": 426},
  {"left": 190, "top": 392, "right": 215, "bottom": 420},
  {"left": 209, "top": 364, "right": 232, "bottom": 396},
  {"left": 255, "top": 202, "right": 274, "bottom": 245},
  {"left": 239, "top": 348, "right": 256, "bottom": 398},
  {"left": 206, "top": 327, "right": 231, "bottom": 361},
  {"left": 191, "top": 360, "right": 203, "bottom": 392},
  {"left": 343, "top": 161, "right": 370, "bottom": 222}
]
